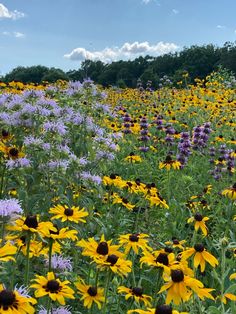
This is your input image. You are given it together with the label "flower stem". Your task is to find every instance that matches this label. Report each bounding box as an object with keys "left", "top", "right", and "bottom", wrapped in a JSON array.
[
  {"left": 48, "top": 239, "right": 53, "bottom": 272},
  {"left": 24, "top": 232, "right": 31, "bottom": 286},
  {"left": 102, "top": 270, "right": 112, "bottom": 314}
]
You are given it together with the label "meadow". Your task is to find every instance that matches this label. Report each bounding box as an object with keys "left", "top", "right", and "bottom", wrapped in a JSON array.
[{"left": 0, "top": 72, "right": 235, "bottom": 314}]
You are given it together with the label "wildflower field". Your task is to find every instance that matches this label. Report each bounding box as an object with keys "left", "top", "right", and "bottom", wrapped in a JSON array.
[{"left": 0, "top": 74, "right": 235, "bottom": 314}]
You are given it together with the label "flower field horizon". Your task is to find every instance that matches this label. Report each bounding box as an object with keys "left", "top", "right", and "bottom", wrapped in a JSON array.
[{"left": 0, "top": 73, "right": 235, "bottom": 313}]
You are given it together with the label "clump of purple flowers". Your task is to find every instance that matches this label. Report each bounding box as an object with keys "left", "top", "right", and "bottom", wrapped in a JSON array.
[
  {"left": 0, "top": 198, "right": 23, "bottom": 218},
  {"left": 192, "top": 122, "right": 211, "bottom": 150},
  {"left": 177, "top": 132, "right": 192, "bottom": 167}
]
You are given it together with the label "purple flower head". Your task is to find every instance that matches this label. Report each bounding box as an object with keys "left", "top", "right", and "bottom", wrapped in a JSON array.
[
  {"left": 0, "top": 198, "right": 23, "bottom": 218},
  {"left": 45, "top": 255, "right": 72, "bottom": 272}
]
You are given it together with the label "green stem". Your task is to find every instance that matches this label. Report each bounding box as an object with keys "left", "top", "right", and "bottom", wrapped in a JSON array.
[
  {"left": 24, "top": 232, "right": 31, "bottom": 286},
  {"left": 46, "top": 297, "right": 52, "bottom": 314},
  {"left": 48, "top": 239, "right": 53, "bottom": 272},
  {"left": 220, "top": 245, "right": 226, "bottom": 313},
  {"left": 0, "top": 164, "right": 6, "bottom": 198},
  {"left": 102, "top": 270, "right": 112, "bottom": 314}
]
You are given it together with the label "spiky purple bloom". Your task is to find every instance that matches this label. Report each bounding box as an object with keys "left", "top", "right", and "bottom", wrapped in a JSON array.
[
  {"left": 0, "top": 199, "right": 23, "bottom": 217},
  {"left": 6, "top": 158, "right": 31, "bottom": 169},
  {"left": 39, "top": 306, "right": 72, "bottom": 314},
  {"left": 44, "top": 255, "right": 72, "bottom": 272}
]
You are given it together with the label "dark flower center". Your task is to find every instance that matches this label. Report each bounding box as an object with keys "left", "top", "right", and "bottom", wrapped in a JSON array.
[
  {"left": 2, "top": 130, "right": 9, "bottom": 137},
  {"left": 194, "top": 244, "right": 205, "bottom": 252},
  {"left": 96, "top": 242, "right": 109, "bottom": 255},
  {"left": 155, "top": 304, "right": 172, "bottom": 314},
  {"left": 9, "top": 148, "right": 19, "bottom": 157},
  {"left": 87, "top": 286, "right": 97, "bottom": 296},
  {"left": 45, "top": 280, "right": 60, "bottom": 293},
  {"left": 109, "top": 174, "right": 117, "bottom": 179},
  {"left": 64, "top": 208, "right": 74, "bottom": 216},
  {"left": 24, "top": 215, "right": 38, "bottom": 229},
  {"left": 122, "top": 198, "right": 128, "bottom": 204},
  {"left": 156, "top": 253, "right": 169, "bottom": 266},
  {"left": 194, "top": 212, "right": 203, "bottom": 221},
  {"left": 0, "top": 290, "right": 16, "bottom": 309},
  {"left": 129, "top": 152, "right": 135, "bottom": 156},
  {"left": 232, "top": 183, "right": 236, "bottom": 189},
  {"left": 171, "top": 269, "right": 184, "bottom": 282},
  {"left": 172, "top": 239, "right": 179, "bottom": 245},
  {"left": 106, "top": 254, "right": 119, "bottom": 265},
  {"left": 165, "top": 155, "right": 172, "bottom": 163},
  {"left": 132, "top": 287, "right": 143, "bottom": 296},
  {"left": 164, "top": 247, "right": 173, "bottom": 253},
  {"left": 129, "top": 234, "right": 139, "bottom": 242}
]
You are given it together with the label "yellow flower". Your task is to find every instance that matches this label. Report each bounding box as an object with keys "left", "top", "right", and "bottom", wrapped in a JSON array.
[
  {"left": 128, "top": 304, "right": 188, "bottom": 314},
  {"left": 230, "top": 273, "right": 236, "bottom": 280},
  {"left": 0, "top": 284, "right": 36, "bottom": 313},
  {"left": 187, "top": 213, "right": 209, "bottom": 236},
  {"left": 75, "top": 279, "right": 105, "bottom": 309},
  {"left": 30, "top": 272, "right": 74, "bottom": 305},
  {"left": 159, "top": 155, "right": 181, "bottom": 171},
  {"left": 165, "top": 238, "right": 186, "bottom": 251},
  {"left": 0, "top": 241, "right": 17, "bottom": 262},
  {"left": 95, "top": 254, "right": 132, "bottom": 277},
  {"left": 181, "top": 244, "right": 218, "bottom": 272},
  {"left": 222, "top": 293, "right": 236, "bottom": 304},
  {"left": 124, "top": 153, "right": 142, "bottom": 163},
  {"left": 112, "top": 195, "right": 136, "bottom": 210},
  {"left": 159, "top": 268, "right": 214, "bottom": 305},
  {"left": 119, "top": 233, "right": 152, "bottom": 254},
  {"left": 222, "top": 183, "right": 236, "bottom": 200},
  {"left": 118, "top": 286, "right": 152, "bottom": 306},
  {"left": 39, "top": 224, "right": 78, "bottom": 241},
  {"left": 140, "top": 250, "right": 176, "bottom": 272},
  {"left": 77, "top": 234, "right": 122, "bottom": 261},
  {"left": 49, "top": 204, "right": 89, "bottom": 223}
]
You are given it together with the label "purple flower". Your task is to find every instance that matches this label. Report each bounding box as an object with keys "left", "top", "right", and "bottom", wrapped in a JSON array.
[
  {"left": 6, "top": 158, "right": 31, "bottom": 169},
  {"left": 0, "top": 199, "right": 23, "bottom": 217},
  {"left": 45, "top": 255, "right": 72, "bottom": 272},
  {"left": 39, "top": 306, "right": 72, "bottom": 314}
]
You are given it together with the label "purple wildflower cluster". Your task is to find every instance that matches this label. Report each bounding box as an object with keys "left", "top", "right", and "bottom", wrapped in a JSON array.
[
  {"left": 192, "top": 122, "right": 211, "bottom": 150},
  {"left": 177, "top": 132, "right": 192, "bottom": 166}
]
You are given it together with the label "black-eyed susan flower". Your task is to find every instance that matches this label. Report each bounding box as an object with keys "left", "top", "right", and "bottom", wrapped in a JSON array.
[
  {"left": 187, "top": 213, "right": 209, "bottom": 236},
  {"left": 165, "top": 238, "right": 186, "bottom": 251},
  {"left": 159, "top": 155, "right": 181, "bottom": 171},
  {"left": 39, "top": 224, "right": 78, "bottom": 242},
  {"left": 230, "top": 273, "right": 236, "bottom": 280},
  {"left": 124, "top": 152, "right": 142, "bottom": 163},
  {"left": 140, "top": 250, "right": 175, "bottom": 272},
  {"left": 222, "top": 183, "right": 236, "bottom": 200},
  {"left": 112, "top": 195, "right": 136, "bottom": 210},
  {"left": 181, "top": 244, "right": 218, "bottom": 272},
  {"left": 75, "top": 280, "right": 105, "bottom": 309},
  {"left": 118, "top": 286, "right": 152, "bottom": 306},
  {"left": 49, "top": 204, "right": 88, "bottom": 223},
  {"left": 159, "top": 268, "right": 214, "bottom": 305},
  {"left": 77, "top": 234, "right": 122, "bottom": 261},
  {"left": 102, "top": 174, "right": 126, "bottom": 188},
  {"left": 95, "top": 254, "right": 132, "bottom": 277},
  {"left": 7, "top": 215, "right": 54, "bottom": 235},
  {"left": 119, "top": 233, "right": 151, "bottom": 254},
  {"left": 0, "top": 284, "right": 36, "bottom": 313},
  {"left": 128, "top": 304, "right": 188, "bottom": 314},
  {"left": 0, "top": 241, "right": 17, "bottom": 262},
  {"left": 221, "top": 293, "right": 236, "bottom": 304},
  {"left": 30, "top": 272, "right": 74, "bottom": 305}
]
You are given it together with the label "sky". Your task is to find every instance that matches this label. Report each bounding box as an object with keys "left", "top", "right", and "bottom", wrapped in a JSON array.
[{"left": 0, "top": 0, "right": 236, "bottom": 75}]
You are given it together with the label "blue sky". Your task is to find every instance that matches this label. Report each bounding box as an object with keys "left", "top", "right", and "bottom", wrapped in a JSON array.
[{"left": 0, "top": 0, "right": 236, "bottom": 75}]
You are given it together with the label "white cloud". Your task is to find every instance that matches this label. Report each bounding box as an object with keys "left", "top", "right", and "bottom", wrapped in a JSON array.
[
  {"left": 13, "top": 31, "right": 25, "bottom": 38},
  {"left": 216, "top": 25, "right": 226, "bottom": 29},
  {"left": 172, "top": 9, "right": 179, "bottom": 14},
  {"left": 0, "top": 3, "right": 25, "bottom": 20},
  {"left": 2, "top": 31, "right": 25, "bottom": 38},
  {"left": 64, "top": 41, "right": 179, "bottom": 63},
  {"left": 142, "top": 0, "right": 151, "bottom": 4}
]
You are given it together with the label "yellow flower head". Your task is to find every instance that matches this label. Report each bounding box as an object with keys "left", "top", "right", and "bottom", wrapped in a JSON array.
[
  {"left": 30, "top": 272, "right": 74, "bottom": 305},
  {"left": 187, "top": 213, "right": 209, "bottom": 236},
  {"left": 118, "top": 286, "right": 152, "bottom": 307},
  {"left": 0, "top": 284, "right": 36, "bottom": 313},
  {"left": 76, "top": 279, "right": 105, "bottom": 309},
  {"left": 49, "top": 204, "right": 89, "bottom": 223}
]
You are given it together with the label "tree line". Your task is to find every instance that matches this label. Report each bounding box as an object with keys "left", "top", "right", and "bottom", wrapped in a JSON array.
[{"left": 1, "top": 42, "right": 236, "bottom": 88}]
